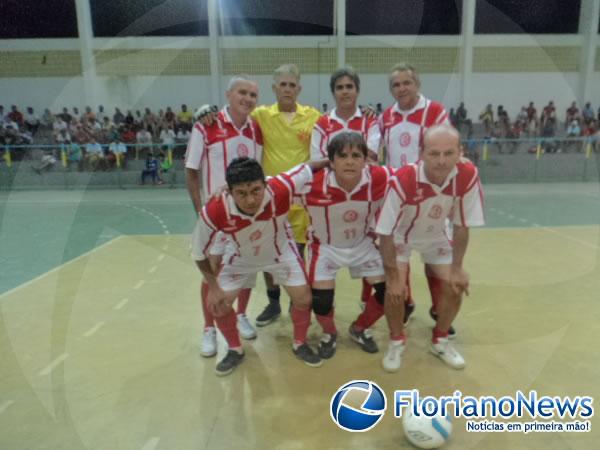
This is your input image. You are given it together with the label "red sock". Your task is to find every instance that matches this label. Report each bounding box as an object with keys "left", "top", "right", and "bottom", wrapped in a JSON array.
[
  {"left": 360, "top": 278, "right": 371, "bottom": 303},
  {"left": 290, "top": 306, "right": 311, "bottom": 345},
  {"left": 215, "top": 309, "right": 241, "bottom": 349},
  {"left": 427, "top": 273, "right": 443, "bottom": 313},
  {"left": 390, "top": 333, "right": 406, "bottom": 343},
  {"left": 432, "top": 326, "right": 449, "bottom": 343},
  {"left": 315, "top": 309, "right": 337, "bottom": 335},
  {"left": 201, "top": 281, "right": 215, "bottom": 328},
  {"left": 236, "top": 288, "right": 251, "bottom": 314},
  {"left": 354, "top": 295, "right": 384, "bottom": 331}
]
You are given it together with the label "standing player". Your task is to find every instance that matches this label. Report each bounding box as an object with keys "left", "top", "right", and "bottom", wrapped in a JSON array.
[
  {"left": 379, "top": 62, "right": 453, "bottom": 334},
  {"left": 310, "top": 67, "right": 382, "bottom": 314},
  {"left": 376, "top": 125, "right": 484, "bottom": 372},
  {"left": 250, "top": 64, "right": 322, "bottom": 326},
  {"left": 299, "top": 132, "right": 391, "bottom": 358},
  {"left": 185, "top": 75, "right": 262, "bottom": 358},
  {"left": 191, "top": 157, "right": 329, "bottom": 375}
]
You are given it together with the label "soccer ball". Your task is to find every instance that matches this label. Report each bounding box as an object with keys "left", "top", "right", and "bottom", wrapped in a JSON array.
[{"left": 402, "top": 408, "right": 452, "bottom": 449}]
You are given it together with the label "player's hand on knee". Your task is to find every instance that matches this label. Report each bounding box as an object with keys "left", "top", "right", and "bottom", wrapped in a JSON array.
[
  {"left": 450, "top": 266, "right": 470, "bottom": 296},
  {"left": 194, "top": 104, "right": 218, "bottom": 126},
  {"left": 385, "top": 279, "right": 405, "bottom": 306}
]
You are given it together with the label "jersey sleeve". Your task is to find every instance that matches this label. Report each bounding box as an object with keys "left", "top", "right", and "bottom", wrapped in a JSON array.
[
  {"left": 276, "top": 163, "right": 313, "bottom": 196},
  {"left": 184, "top": 124, "right": 207, "bottom": 170},
  {"left": 375, "top": 176, "right": 406, "bottom": 236},
  {"left": 452, "top": 169, "right": 485, "bottom": 227},
  {"left": 310, "top": 119, "right": 327, "bottom": 160},
  {"left": 190, "top": 206, "right": 220, "bottom": 261}
]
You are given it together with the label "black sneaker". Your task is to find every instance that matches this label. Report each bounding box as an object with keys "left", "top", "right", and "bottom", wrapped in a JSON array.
[
  {"left": 348, "top": 323, "right": 379, "bottom": 353},
  {"left": 215, "top": 350, "right": 244, "bottom": 376},
  {"left": 255, "top": 302, "right": 281, "bottom": 327},
  {"left": 429, "top": 307, "right": 457, "bottom": 339},
  {"left": 404, "top": 301, "right": 415, "bottom": 324},
  {"left": 317, "top": 334, "right": 337, "bottom": 359},
  {"left": 293, "top": 343, "right": 323, "bottom": 367}
]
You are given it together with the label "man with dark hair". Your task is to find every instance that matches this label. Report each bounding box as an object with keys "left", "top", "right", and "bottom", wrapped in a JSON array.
[
  {"left": 298, "top": 132, "right": 391, "bottom": 360},
  {"left": 191, "top": 157, "right": 329, "bottom": 376}
]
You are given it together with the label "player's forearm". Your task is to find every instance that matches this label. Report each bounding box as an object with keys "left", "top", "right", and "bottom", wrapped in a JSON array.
[
  {"left": 452, "top": 225, "right": 469, "bottom": 268},
  {"left": 195, "top": 260, "right": 219, "bottom": 288},
  {"left": 185, "top": 168, "right": 202, "bottom": 214},
  {"left": 379, "top": 234, "right": 400, "bottom": 280},
  {"left": 306, "top": 158, "right": 330, "bottom": 172}
]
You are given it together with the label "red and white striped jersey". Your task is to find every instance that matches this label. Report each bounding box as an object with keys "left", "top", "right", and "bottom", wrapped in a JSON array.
[
  {"left": 376, "top": 161, "right": 484, "bottom": 244},
  {"left": 297, "top": 165, "right": 391, "bottom": 248},
  {"left": 379, "top": 95, "right": 449, "bottom": 168},
  {"left": 310, "top": 108, "right": 381, "bottom": 160},
  {"left": 185, "top": 108, "right": 263, "bottom": 201},
  {"left": 191, "top": 164, "right": 312, "bottom": 265}
]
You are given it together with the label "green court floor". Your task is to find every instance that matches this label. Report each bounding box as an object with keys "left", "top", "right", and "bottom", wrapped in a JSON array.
[{"left": 1, "top": 183, "right": 599, "bottom": 449}]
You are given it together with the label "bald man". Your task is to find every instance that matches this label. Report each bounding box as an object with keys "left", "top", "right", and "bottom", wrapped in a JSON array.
[{"left": 376, "top": 125, "right": 485, "bottom": 372}]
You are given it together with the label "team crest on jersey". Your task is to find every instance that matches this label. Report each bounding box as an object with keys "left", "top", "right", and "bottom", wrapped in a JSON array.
[
  {"left": 343, "top": 210, "right": 359, "bottom": 223},
  {"left": 399, "top": 132, "right": 412, "bottom": 147},
  {"left": 428, "top": 204, "right": 443, "bottom": 219},
  {"left": 249, "top": 230, "right": 262, "bottom": 241},
  {"left": 237, "top": 143, "right": 249, "bottom": 157}
]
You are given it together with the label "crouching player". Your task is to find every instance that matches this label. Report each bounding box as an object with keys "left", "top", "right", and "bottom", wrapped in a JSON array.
[
  {"left": 299, "top": 132, "right": 391, "bottom": 359},
  {"left": 191, "top": 157, "right": 328, "bottom": 375},
  {"left": 376, "top": 125, "right": 484, "bottom": 372}
]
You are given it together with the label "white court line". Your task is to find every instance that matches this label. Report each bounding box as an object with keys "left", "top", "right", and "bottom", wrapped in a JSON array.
[
  {"left": 0, "top": 400, "right": 15, "bottom": 415},
  {"left": 164, "top": 230, "right": 170, "bottom": 235},
  {"left": 39, "top": 353, "right": 69, "bottom": 376},
  {"left": 82, "top": 321, "right": 105, "bottom": 338},
  {"left": 0, "top": 236, "right": 124, "bottom": 301},
  {"left": 519, "top": 218, "right": 528, "bottom": 223},
  {"left": 162, "top": 245, "right": 168, "bottom": 251},
  {"left": 114, "top": 298, "right": 129, "bottom": 310},
  {"left": 157, "top": 254, "right": 165, "bottom": 262},
  {"left": 140, "top": 437, "right": 160, "bottom": 450},
  {"left": 148, "top": 266, "right": 157, "bottom": 274},
  {"left": 133, "top": 280, "right": 146, "bottom": 290}
]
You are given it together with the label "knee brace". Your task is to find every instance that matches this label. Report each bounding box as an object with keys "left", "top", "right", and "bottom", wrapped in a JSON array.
[
  {"left": 312, "top": 288, "right": 335, "bottom": 315},
  {"left": 372, "top": 282, "right": 386, "bottom": 305}
]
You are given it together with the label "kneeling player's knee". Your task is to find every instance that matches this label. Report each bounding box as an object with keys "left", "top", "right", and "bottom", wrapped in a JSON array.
[
  {"left": 372, "top": 282, "right": 386, "bottom": 305},
  {"left": 312, "top": 289, "right": 335, "bottom": 315}
]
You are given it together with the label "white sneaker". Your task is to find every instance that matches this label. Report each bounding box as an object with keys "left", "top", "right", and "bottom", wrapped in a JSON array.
[
  {"left": 430, "top": 338, "right": 466, "bottom": 369},
  {"left": 382, "top": 340, "right": 405, "bottom": 372},
  {"left": 237, "top": 314, "right": 257, "bottom": 340},
  {"left": 201, "top": 327, "right": 217, "bottom": 357}
]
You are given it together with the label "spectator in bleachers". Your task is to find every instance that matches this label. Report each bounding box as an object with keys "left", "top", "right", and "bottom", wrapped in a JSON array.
[
  {"left": 0, "top": 105, "right": 6, "bottom": 125},
  {"left": 109, "top": 137, "right": 128, "bottom": 168},
  {"left": 177, "top": 104, "right": 193, "bottom": 126},
  {"left": 59, "top": 107, "right": 72, "bottom": 124},
  {"left": 140, "top": 152, "right": 161, "bottom": 185},
  {"left": 566, "top": 119, "right": 581, "bottom": 137},
  {"left": 24, "top": 107, "right": 40, "bottom": 135},
  {"left": 449, "top": 108, "right": 457, "bottom": 127},
  {"left": 164, "top": 107, "right": 176, "bottom": 129},
  {"left": 526, "top": 102, "right": 537, "bottom": 123},
  {"left": 143, "top": 108, "right": 158, "bottom": 135},
  {"left": 65, "top": 141, "right": 83, "bottom": 170},
  {"left": 85, "top": 137, "right": 104, "bottom": 170},
  {"left": 41, "top": 108, "right": 54, "bottom": 130},
  {"left": 113, "top": 108, "right": 125, "bottom": 126},
  {"left": 124, "top": 110, "right": 135, "bottom": 127},
  {"left": 133, "top": 110, "right": 143, "bottom": 128},
  {"left": 456, "top": 102, "right": 472, "bottom": 135},
  {"left": 566, "top": 101, "right": 579, "bottom": 126},
  {"left": 84, "top": 106, "right": 96, "bottom": 123},
  {"left": 55, "top": 127, "right": 71, "bottom": 145},
  {"left": 541, "top": 117, "right": 558, "bottom": 153},
  {"left": 516, "top": 106, "right": 528, "bottom": 125},
  {"left": 72, "top": 107, "right": 81, "bottom": 123},
  {"left": 96, "top": 105, "right": 106, "bottom": 122},
  {"left": 322, "top": 103, "right": 328, "bottom": 113},
  {"left": 582, "top": 102, "right": 594, "bottom": 125},
  {"left": 541, "top": 101, "right": 556, "bottom": 128},
  {"left": 53, "top": 115, "right": 68, "bottom": 139},
  {"left": 120, "top": 124, "right": 136, "bottom": 149},
  {"left": 136, "top": 125, "right": 153, "bottom": 159},
  {"left": 159, "top": 124, "right": 176, "bottom": 153},
  {"left": 8, "top": 105, "right": 24, "bottom": 128},
  {"left": 479, "top": 104, "right": 494, "bottom": 134}
]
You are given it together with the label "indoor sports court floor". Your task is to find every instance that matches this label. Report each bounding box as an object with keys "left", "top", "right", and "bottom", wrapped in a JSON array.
[{"left": 1, "top": 183, "right": 599, "bottom": 449}]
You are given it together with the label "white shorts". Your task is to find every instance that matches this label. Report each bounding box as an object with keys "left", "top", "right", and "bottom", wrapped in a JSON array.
[
  {"left": 218, "top": 242, "right": 307, "bottom": 291},
  {"left": 208, "top": 231, "right": 229, "bottom": 257},
  {"left": 395, "top": 235, "right": 453, "bottom": 265},
  {"left": 307, "top": 238, "right": 384, "bottom": 283}
]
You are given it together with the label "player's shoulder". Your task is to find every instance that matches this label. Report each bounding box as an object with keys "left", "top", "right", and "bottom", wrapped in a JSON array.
[
  {"left": 202, "top": 196, "right": 227, "bottom": 227},
  {"left": 455, "top": 162, "right": 480, "bottom": 192}
]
